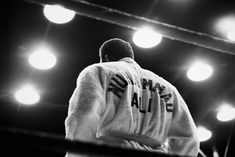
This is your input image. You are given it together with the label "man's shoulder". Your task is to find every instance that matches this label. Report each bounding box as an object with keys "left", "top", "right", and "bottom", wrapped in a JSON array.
[
  {"left": 89, "top": 61, "right": 128, "bottom": 71},
  {"left": 84, "top": 62, "right": 117, "bottom": 71},
  {"left": 80, "top": 62, "right": 118, "bottom": 77}
]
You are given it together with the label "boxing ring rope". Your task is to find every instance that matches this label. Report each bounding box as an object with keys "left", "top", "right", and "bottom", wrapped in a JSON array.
[
  {"left": 24, "top": 0, "right": 235, "bottom": 56},
  {"left": 1, "top": 127, "right": 187, "bottom": 157}
]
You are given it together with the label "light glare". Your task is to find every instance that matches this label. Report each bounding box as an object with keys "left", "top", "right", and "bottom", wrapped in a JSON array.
[
  {"left": 15, "top": 85, "right": 40, "bottom": 105},
  {"left": 197, "top": 126, "right": 212, "bottom": 142},
  {"left": 217, "top": 105, "right": 235, "bottom": 122},
  {"left": 133, "top": 27, "right": 162, "bottom": 48},
  {"left": 187, "top": 61, "right": 213, "bottom": 81},
  {"left": 43, "top": 5, "right": 75, "bottom": 24},
  {"left": 29, "top": 46, "right": 56, "bottom": 70}
]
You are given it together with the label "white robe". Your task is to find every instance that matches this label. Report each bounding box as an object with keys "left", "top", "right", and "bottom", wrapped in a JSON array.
[{"left": 65, "top": 57, "right": 199, "bottom": 157}]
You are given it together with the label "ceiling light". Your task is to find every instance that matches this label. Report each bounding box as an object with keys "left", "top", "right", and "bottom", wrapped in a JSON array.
[
  {"left": 187, "top": 61, "right": 213, "bottom": 81},
  {"left": 133, "top": 27, "right": 162, "bottom": 48},
  {"left": 197, "top": 126, "right": 212, "bottom": 142},
  {"left": 217, "top": 104, "right": 235, "bottom": 122},
  {"left": 43, "top": 4, "right": 75, "bottom": 24},
  {"left": 15, "top": 84, "right": 40, "bottom": 105},
  {"left": 28, "top": 46, "right": 57, "bottom": 70}
]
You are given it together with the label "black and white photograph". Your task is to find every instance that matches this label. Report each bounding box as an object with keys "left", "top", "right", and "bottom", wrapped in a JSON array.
[{"left": 1, "top": 0, "right": 235, "bottom": 157}]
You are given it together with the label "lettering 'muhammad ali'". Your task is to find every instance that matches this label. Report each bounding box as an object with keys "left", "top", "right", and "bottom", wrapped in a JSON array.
[{"left": 108, "top": 74, "right": 173, "bottom": 113}]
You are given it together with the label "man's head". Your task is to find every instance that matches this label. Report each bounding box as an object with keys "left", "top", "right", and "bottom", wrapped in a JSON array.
[{"left": 99, "top": 38, "right": 134, "bottom": 62}]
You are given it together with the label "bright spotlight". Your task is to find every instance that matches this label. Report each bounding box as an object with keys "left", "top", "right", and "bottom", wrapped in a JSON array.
[
  {"left": 133, "top": 27, "right": 162, "bottom": 48},
  {"left": 217, "top": 104, "right": 235, "bottom": 122},
  {"left": 43, "top": 4, "right": 75, "bottom": 24},
  {"left": 29, "top": 46, "right": 57, "bottom": 70},
  {"left": 15, "top": 84, "right": 40, "bottom": 105},
  {"left": 187, "top": 61, "right": 213, "bottom": 81},
  {"left": 197, "top": 126, "right": 212, "bottom": 142},
  {"left": 215, "top": 15, "right": 235, "bottom": 41}
]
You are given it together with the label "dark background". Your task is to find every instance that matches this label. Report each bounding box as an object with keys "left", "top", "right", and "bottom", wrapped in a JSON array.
[{"left": 1, "top": 0, "right": 235, "bottom": 156}]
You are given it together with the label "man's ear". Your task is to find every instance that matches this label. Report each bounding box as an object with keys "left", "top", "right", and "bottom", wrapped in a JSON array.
[{"left": 104, "top": 54, "right": 109, "bottom": 62}]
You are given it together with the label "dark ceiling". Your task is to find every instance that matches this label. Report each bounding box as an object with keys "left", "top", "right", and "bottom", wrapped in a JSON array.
[{"left": 1, "top": 0, "right": 235, "bottom": 156}]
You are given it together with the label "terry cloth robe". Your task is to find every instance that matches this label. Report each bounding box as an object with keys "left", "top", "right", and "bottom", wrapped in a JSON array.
[{"left": 65, "top": 57, "right": 199, "bottom": 157}]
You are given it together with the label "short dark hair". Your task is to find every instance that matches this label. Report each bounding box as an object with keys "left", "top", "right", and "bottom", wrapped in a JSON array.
[{"left": 99, "top": 38, "right": 134, "bottom": 62}]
